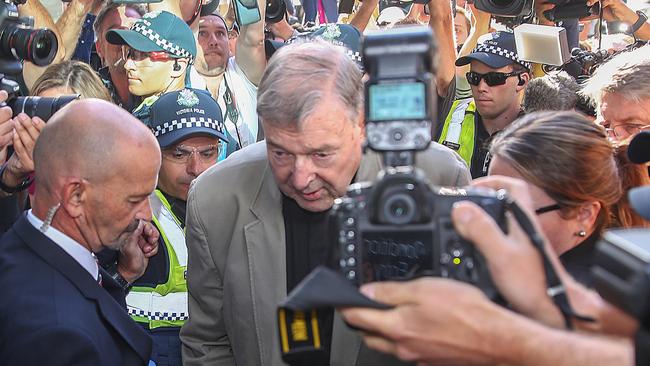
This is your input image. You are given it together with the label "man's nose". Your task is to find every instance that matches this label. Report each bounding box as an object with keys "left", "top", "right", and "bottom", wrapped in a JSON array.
[
  {"left": 186, "top": 153, "right": 204, "bottom": 177},
  {"left": 137, "top": 198, "right": 153, "bottom": 222},
  {"left": 290, "top": 157, "right": 315, "bottom": 191}
]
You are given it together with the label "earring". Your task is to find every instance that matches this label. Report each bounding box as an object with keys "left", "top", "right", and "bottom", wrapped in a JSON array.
[{"left": 575, "top": 230, "right": 587, "bottom": 238}]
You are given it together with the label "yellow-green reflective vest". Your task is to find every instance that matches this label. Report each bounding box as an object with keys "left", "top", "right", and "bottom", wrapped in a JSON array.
[
  {"left": 126, "top": 189, "right": 188, "bottom": 329},
  {"left": 437, "top": 98, "right": 477, "bottom": 168}
]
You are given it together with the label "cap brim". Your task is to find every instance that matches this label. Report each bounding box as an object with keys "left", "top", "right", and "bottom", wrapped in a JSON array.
[
  {"left": 106, "top": 29, "right": 165, "bottom": 53},
  {"left": 629, "top": 186, "right": 650, "bottom": 220},
  {"left": 628, "top": 131, "right": 650, "bottom": 164},
  {"left": 455, "top": 52, "right": 513, "bottom": 69},
  {"left": 158, "top": 128, "right": 228, "bottom": 148}
]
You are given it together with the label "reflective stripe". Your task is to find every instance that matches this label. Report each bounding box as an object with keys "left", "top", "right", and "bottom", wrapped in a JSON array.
[
  {"left": 444, "top": 98, "right": 472, "bottom": 146},
  {"left": 126, "top": 291, "right": 188, "bottom": 321},
  {"left": 150, "top": 192, "right": 188, "bottom": 267}
]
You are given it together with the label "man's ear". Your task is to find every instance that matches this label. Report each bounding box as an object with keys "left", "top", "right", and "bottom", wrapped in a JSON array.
[
  {"left": 516, "top": 72, "right": 531, "bottom": 91},
  {"left": 170, "top": 59, "right": 189, "bottom": 78},
  {"left": 60, "top": 178, "right": 88, "bottom": 219}
]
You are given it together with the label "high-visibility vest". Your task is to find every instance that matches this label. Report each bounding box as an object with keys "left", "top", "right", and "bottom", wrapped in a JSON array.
[
  {"left": 126, "top": 189, "right": 188, "bottom": 329},
  {"left": 437, "top": 98, "right": 477, "bottom": 168}
]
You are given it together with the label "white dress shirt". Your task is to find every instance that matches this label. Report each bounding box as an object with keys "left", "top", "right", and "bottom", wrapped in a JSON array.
[{"left": 26, "top": 209, "right": 100, "bottom": 282}]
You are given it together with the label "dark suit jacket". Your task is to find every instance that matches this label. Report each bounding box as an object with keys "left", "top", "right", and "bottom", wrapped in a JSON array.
[{"left": 0, "top": 215, "right": 152, "bottom": 366}]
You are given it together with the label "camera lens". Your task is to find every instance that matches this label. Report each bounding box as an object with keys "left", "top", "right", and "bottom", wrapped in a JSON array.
[
  {"left": 3, "top": 26, "right": 58, "bottom": 66},
  {"left": 11, "top": 95, "right": 79, "bottom": 121},
  {"left": 265, "top": 0, "right": 287, "bottom": 23},
  {"left": 382, "top": 193, "right": 417, "bottom": 225}
]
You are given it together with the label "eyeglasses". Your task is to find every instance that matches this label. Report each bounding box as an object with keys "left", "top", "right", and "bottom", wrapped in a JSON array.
[
  {"left": 122, "top": 47, "right": 173, "bottom": 63},
  {"left": 466, "top": 71, "right": 523, "bottom": 87},
  {"left": 605, "top": 123, "right": 650, "bottom": 139},
  {"left": 534, "top": 203, "right": 562, "bottom": 216},
  {"left": 162, "top": 144, "right": 221, "bottom": 164}
]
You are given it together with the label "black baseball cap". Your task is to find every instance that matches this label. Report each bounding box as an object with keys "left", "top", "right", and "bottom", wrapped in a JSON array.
[
  {"left": 456, "top": 31, "right": 530, "bottom": 70},
  {"left": 149, "top": 89, "right": 227, "bottom": 148}
]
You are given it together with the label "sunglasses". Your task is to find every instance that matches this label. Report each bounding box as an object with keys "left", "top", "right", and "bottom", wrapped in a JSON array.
[
  {"left": 122, "top": 47, "right": 173, "bottom": 63},
  {"left": 466, "top": 71, "right": 523, "bottom": 87}
]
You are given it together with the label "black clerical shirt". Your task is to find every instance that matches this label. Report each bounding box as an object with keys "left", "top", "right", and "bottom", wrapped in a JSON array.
[{"left": 283, "top": 194, "right": 334, "bottom": 366}]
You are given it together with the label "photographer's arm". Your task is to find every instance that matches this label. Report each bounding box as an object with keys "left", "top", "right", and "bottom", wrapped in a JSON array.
[
  {"left": 456, "top": 5, "right": 491, "bottom": 79},
  {"left": 55, "top": 0, "right": 102, "bottom": 61},
  {"left": 428, "top": 0, "right": 455, "bottom": 97},
  {"left": 340, "top": 278, "right": 634, "bottom": 365},
  {"left": 235, "top": 0, "right": 267, "bottom": 86},
  {"left": 349, "top": 0, "right": 379, "bottom": 33},
  {"left": 18, "top": 0, "right": 65, "bottom": 91}
]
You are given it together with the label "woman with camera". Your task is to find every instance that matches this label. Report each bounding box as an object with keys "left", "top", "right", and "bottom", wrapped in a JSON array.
[{"left": 487, "top": 110, "right": 649, "bottom": 286}]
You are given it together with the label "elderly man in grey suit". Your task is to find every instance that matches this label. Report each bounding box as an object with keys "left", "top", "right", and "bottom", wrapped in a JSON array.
[{"left": 180, "top": 40, "right": 471, "bottom": 366}]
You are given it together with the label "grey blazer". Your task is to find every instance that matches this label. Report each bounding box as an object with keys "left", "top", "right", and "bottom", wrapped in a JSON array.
[{"left": 180, "top": 142, "right": 471, "bottom": 366}]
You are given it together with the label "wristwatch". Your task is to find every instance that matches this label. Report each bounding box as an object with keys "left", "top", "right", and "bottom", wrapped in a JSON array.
[
  {"left": 104, "top": 263, "right": 133, "bottom": 293},
  {"left": 628, "top": 10, "right": 648, "bottom": 35},
  {"left": 0, "top": 163, "right": 33, "bottom": 194}
]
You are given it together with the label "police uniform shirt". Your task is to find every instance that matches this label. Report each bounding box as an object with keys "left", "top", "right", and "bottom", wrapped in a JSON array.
[{"left": 136, "top": 191, "right": 186, "bottom": 288}]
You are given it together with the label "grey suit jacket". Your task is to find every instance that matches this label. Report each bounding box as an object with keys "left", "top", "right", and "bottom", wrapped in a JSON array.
[{"left": 180, "top": 142, "right": 471, "bottom": 366}]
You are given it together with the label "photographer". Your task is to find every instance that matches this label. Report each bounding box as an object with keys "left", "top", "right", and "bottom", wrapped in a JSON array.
[
  {"left": 340, "top": 174, "right": 639, "bottom": 365},
  {"left": 581, "top": 44, "right": 650, "bottom": 142},
  {"left": 180, "top": 40, "right": 471, "bottom": 366}
]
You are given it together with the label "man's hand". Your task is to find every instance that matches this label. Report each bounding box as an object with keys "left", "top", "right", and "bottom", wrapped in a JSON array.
[
  {"left": 340, "top": 278, "right": 509, "bottom": 364},
  {"left": 117, "top": 220, "right": 160, "bottom": 283},
  {"left": 2, "top": 113, "right": 44, "bottom": 187},
  {"left": 585, "top": 0, "right": 635, "bottom": 22}
]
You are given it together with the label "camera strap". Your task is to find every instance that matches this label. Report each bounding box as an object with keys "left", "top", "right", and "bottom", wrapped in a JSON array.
[{"left": 505, "top": 198, "right": 595, "bottom": 329}]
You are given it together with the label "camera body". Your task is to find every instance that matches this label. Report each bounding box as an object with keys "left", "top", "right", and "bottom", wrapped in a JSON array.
[
  {"left": 593, "top": 228, "right": 650, "bottom": 329},
  {"left": 328, "top": 27, "right": 506, "bottom": 298},
  {"left": 331, "top": 167, "right": 506, "bottom": 299}
]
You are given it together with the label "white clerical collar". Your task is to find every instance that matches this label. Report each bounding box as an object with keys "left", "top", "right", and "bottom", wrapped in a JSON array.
[{"left": 26, "top": 209, "right": 99, "bottom": 281}]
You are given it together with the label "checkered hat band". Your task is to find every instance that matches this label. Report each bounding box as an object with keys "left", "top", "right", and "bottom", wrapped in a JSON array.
[
  {"left": 128, "top": 307, "right": 188, "bottom": 322},
  {"left": 473, "top": 44, "right": 531, "bottom": 69},
  {"left": 133, "top": 23, "right": 193, "bottom": 61},
  {"left": 151, "top": 117, "right": 224, "bottom": 137}
]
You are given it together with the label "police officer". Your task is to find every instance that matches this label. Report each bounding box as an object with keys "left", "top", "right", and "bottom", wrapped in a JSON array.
[
  {"left": 437, "top": 31, "right": 531, "bottom": 179},
  {"left": 126, "top": 88, "right": 228, "bottom": 366}
]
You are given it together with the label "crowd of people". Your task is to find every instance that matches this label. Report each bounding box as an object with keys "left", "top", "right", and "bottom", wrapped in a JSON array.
[{"left": 0, "top": 0, "right": 649, "bottom": 364}]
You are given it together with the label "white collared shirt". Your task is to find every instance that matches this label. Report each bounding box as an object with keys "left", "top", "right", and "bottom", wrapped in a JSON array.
[{"left": 26, "top": 209, "right": 100, "bottom": 282}]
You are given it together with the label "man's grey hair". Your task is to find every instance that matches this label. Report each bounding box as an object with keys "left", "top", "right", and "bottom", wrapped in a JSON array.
[
  {"left": 257, "top": 40, "right": 363, "bottom": 128},
  {"left": 581, "top": 45, "right": 650, "bottom": 108},
  {"left": 522, "top": 71, "right": 579, "bottom": 113}
]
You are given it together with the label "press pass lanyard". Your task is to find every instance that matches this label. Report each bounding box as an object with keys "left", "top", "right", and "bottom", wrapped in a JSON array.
[
  {"left": 223, "top": 77, "right": 243, "bottom": 147},
  {"left": 505, "top": 196, "right": 596, "bottom": 329}
]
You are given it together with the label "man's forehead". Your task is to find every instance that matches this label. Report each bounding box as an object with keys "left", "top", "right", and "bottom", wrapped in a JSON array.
[
  {"left": 470, "top": 60, "right": 513, "bottom": 72},
  {"left": 601, "top": 93, "right": 650, "bottom": 124},
  {"left": 199, "top": 15, "right": 227, "bottom": 29}
]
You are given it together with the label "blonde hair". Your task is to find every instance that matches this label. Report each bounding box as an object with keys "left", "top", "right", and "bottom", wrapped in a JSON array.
[{"left": 31, "top": 60, "right": 112, "bottom": 101}]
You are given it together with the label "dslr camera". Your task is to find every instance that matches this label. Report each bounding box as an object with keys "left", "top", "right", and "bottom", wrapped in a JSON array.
[
  {"left": 0, "top": 0, "right": 77, "bottom": 121},
  {"left": 329, "top": 27, "right": 507, "bottom": 298}
]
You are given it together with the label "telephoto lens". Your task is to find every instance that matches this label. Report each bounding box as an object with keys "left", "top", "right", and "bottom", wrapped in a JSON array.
[
  {"left": 10, "top": 95, "right": 79, "bottom": 121},
  {"left": 1, "top": 26, "right": 58, "bottom": 66}
]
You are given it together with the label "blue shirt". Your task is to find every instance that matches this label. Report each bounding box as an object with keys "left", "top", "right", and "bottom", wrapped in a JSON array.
[{"left": 72, "top": 13, "right": 97, "bottom": 64}]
